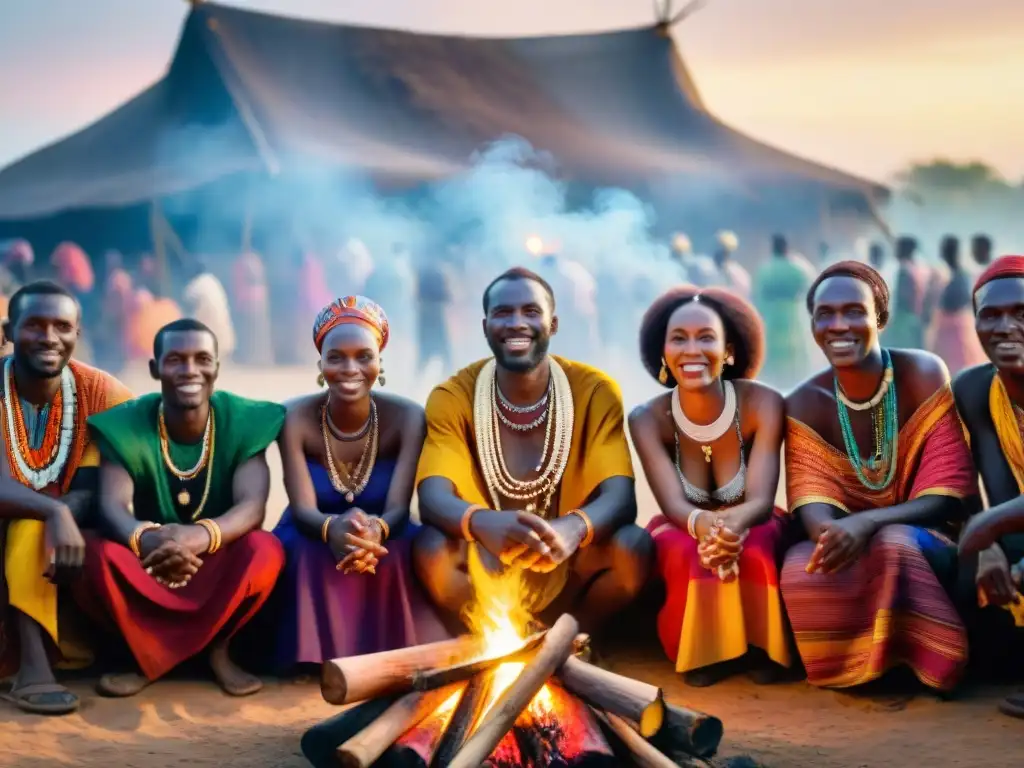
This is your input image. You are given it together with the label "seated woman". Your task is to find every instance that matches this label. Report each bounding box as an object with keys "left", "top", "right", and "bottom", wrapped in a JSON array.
[
  {"left": 272, "top": 296, "right": 448, "bottom": 668},
  {"left": 630, "top": 286, "right": 791, "bottom": 686},
  {"left": 781, "top": 261, "right": 975, "bottom": 693}
]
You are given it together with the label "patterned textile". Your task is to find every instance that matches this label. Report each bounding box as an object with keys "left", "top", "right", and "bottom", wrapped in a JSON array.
[
  {"left": 313, "top": 295, "right": 390, "bottom": 352},
  {"left": 647, "top": 513, "right": 790, "bottom": 672},
  {"left": 781, "top": 385, "right": 975, "bottom": 689}
]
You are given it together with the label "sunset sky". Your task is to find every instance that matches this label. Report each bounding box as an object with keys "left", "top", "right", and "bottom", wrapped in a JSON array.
[{"left": 1, "top": 0, "right": 1021, "bottom": 182}]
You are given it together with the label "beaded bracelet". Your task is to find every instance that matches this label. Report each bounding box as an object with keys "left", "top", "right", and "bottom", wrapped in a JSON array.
[
  {"left": 460, "top": 504, "right": 485, "bottom": 542},
  {"left": 197, "top": 518, "right": 222, "bottom": 555},
  {"left": 321, "top": 515, "right": 337, "bottom": 544},
  {"left": 568, "top": 509, "right": 595, "bottom": 548},
  {"left": 129, "top": 522, "right": 161, "bottom": 558}
]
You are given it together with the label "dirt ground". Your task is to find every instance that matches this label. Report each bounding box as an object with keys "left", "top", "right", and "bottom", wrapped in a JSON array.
[{"left": 2, "top": 361, "right": 1023, "bottom": 766}]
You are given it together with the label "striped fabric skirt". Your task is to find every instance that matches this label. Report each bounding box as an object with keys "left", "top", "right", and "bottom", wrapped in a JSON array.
[{"left": 780, "top": 524, "right": 967, "bottom": 690}]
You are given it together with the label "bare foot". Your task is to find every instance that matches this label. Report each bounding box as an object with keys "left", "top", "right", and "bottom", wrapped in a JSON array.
[
  {"left": 209, "top": 641, "right": 262, "bottom": 697},
  {"left": 97, "top": 673, "right": 152, "bottom": 698}
]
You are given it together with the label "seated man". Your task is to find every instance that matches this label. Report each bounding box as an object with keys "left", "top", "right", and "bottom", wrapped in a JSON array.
[
  {"left": 0, "top": 281, "right": 132, "bottom": 715},
  {"left": 955, "top": 255, "right": 1024, "bottom": 718},
  {"left": 78, "top": 318, "right": 285, "bottom": 697},
  {"left": 412, "top": 267, "right": 653, "bottom": 633}
]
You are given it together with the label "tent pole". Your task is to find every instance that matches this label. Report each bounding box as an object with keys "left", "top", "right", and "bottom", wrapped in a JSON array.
[{"left": 149, "top": 200, "right": 169, "bottom": 296}]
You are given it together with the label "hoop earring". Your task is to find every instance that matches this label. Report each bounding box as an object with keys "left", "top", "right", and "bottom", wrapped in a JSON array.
[
  {"left": 658, "top": 358, "right": 669, "bottom": 385},
  {"left": 317, "top": 372, "right": 325, "bottom": 388}
]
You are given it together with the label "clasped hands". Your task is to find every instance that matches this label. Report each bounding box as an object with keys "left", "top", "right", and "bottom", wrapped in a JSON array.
[
  {"left": 470, "top": 510, "right": 583, "bottom": 574},
  {"left": 138, "top": 524, "right": 211, "bottom": 589},
  {"left": 805, "top": 515, "right": 876, "bottom": 575},
  {"left": 959, "top": 514, "right": 1023, "bottom": 609},
  {"left": 326, "top": 509, "right": 388, "bottom": 575},
  {"left": 691, "top": 511, "right": 745, "bottom": 582}
]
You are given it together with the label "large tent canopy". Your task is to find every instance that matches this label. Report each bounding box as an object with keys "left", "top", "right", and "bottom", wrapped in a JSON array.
[{"left": 0, "top": 1, "right": 887, "bottom": 227}]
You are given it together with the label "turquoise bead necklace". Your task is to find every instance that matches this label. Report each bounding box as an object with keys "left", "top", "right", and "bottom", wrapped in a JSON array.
[{"left": 834, "top": 348, "right": 899, "bottom": 491}]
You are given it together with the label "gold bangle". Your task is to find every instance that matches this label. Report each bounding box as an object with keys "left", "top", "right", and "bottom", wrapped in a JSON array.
[
  {"left": 568, "top": 509, "right": 595, "bottom": 548},
  {"left": 461, "top": 504, "right": 484, "bottom": 542},
  {"left": 321, "top": 515, "right": 336, "bottom": 544},
  {"left": 374, "top": 517, "right": 390, "bottom": 542},
  {"left": 197, "top": 519, "right": 222, "bottom": 555},
  {"left": 129, "top": 522, "right": 161, "bottom": 558}
]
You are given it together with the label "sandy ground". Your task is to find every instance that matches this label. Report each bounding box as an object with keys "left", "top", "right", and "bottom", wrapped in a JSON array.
[{"left": 2, "top": 360, "right": 1023, "bottom": 766}]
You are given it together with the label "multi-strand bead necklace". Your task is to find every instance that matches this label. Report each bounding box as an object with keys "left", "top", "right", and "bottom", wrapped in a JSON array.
[
  {"left": 3, "top": 357, "right": 77, "bottom": 490},
  {"left": 473, "top": 358, "right": 574, "bottom": 516},
  {"left": 834, "top": 348, "right": 899, "bottom": 491},
  {"left": 321, "top": 396, "right": 379, "bottom": 503}
]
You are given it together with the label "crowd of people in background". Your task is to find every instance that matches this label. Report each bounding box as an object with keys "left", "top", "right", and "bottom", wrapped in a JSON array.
[{"left": 0, "top": 230, "right": 1000, "bottom": 392}]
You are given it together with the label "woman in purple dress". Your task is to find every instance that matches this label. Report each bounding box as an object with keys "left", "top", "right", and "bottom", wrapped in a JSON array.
[{"left": 273, "top": 296, "right": 448, "bottom": 668}]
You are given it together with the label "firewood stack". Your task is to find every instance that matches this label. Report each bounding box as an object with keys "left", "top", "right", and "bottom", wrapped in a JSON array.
[{"left": 317, "top": 614, "right": 755, "bottom": 768}]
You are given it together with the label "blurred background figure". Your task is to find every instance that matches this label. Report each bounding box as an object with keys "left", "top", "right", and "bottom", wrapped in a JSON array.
[
  {"left": 754, "top": 234, "right": 813, "bottom": 391},
  {"left": 928, "top": 234, "right": 986, "bottom": 375},
  {"left": 714, "top": 230, "right": 750, "bottom": 299}
]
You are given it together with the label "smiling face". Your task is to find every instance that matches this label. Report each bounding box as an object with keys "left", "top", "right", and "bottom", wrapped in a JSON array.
[
  {"left": 152, "top": 330, "right": 218, "bottom": 410},
  {"left": 319, "top": 323, "right": 380, "bottom": 403},
  {"left": 975, "top": 277, "right": 1024, "bottom": 375},
  {"left": 810, "top": 275, "right": 880, "bottom": 368},
  {"left": 482, "top": 277, "right": 557, "bottom": 373},
  {"left": 6, "top": 293, "right": 80, "bottom": 379},
  {"left": 663, "top": 301, "right": 732, "bottom": 391}
]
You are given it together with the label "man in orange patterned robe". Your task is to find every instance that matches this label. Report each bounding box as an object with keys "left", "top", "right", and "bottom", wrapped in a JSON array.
[{"left": 0, "top": 281, "right": 132, "bottom": 715}]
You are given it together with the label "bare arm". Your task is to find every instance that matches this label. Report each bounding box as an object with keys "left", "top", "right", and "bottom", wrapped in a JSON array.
[
  {"left": 627, "top": 403, "right": 698, "bottom": 530},
  {"left": 380, "top": 404, "right": 426, "bottom": 535},
  {"left": 0, "top": 476, "right": 69, "bottom": 521},
  {"left": 96, "top": 460, "right": 140, "bottom": 547},
  {"left": 567, "top": 475, "right": 636, "bottom": 544},
  {"left": 721, "top": 387, "right": 784, "bottom": 532},
  {"left": 796, "top": 502, "right": 842, "bottom": 543},
  {"left": 279, "top": 405, "right": 329, "bottom": 540},
  {"left": 418, "top": 476, "right": 476, "bottom": 538}
]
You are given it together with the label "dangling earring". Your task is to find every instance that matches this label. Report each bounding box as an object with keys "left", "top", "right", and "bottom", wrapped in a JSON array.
[
  {"left": 658, "top": 358, "right": 669, "bottom": 385},
  {"left": 317, "top": 372, "right": 325, "bottom": 387},
  {"left": 726, "top": 355, "right": 735, "bottom": 366},
  {"left": 378, "top": 359, "right": 386, "bottom": 387}
]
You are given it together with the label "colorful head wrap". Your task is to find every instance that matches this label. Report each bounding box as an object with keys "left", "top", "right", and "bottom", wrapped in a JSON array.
[
  {"left": 974, "top": 255, "right": 1024, "bottom": 296},
  {"left": 2, "top": 239, "right": 34, "bottom": 266},
  {"left": 313, "top": 295, "right": 390, "bottom": 352}
]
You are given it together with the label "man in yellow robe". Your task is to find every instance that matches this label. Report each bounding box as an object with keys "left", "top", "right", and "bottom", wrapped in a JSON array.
[
  {"left": 0, "top": 281, "right": 132, "bottom": 714},
  {"left": 413, "top": 267, "right": 652, "bottom": 633},
  {"left": 955, "top": 255, "right": 1024, "bottom": 719}
]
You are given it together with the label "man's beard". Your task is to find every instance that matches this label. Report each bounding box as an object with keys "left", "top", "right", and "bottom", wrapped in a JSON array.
[{"left": 488, "top": 333, "right": 551, "bottom": 373}]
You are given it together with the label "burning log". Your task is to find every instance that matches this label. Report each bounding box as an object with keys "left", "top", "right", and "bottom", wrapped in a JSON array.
[
  {"left": 447, "top": 614, "right": 580, "bottom": 768},
  {"left": 650, "top": 703, "right": 725, "bottom": 760},
  {"left": 486, "top": 683, "right": 616, "bottom": 768},
  {"left": 413, "top": 633, "right": 545, "bottom": 691},
  {"left": 595, "top": 710, "right": 684, "bottom": 768},
  {"left": 321, "top": 635, "right": 488, "bottom": 704},
  {"left": 392, "top": 689, "right": 464, "bottom": 766},
  {"left": 556, "top": 655, "right": 665, "bottom": 737},
  {"left": 432, "top": 670, "right": 496, "bottom": 767},
  {"left": 335, "top": 685, "right": 461, "bottom": 768}
]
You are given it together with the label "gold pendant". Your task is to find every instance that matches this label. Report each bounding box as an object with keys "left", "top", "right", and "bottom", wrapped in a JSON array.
[
  {"left": 345, "top": 491, "right": 355, "bottom": 503},
  {"left": 702, "top": 445, "right": 712, "bottom": 463},
  {"left": 525, "top": 503, "right": 536, "bottom": 515},
  {"left": 177, "top": 489, "right": 191, "bottom": 506}
]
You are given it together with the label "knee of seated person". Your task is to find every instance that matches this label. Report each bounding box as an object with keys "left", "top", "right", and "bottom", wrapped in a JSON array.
[
  {"left": 236, "top": 530, "right": 286, "bottom": 577},
  {"left": 607, "top": 525, "right": 654, "bottom": 597},
  {"left": 412, "top": 527, "right": 461, "bottom": 598},
  {"left": 871, "top": 523, "right": 917, "bottom": 548}
]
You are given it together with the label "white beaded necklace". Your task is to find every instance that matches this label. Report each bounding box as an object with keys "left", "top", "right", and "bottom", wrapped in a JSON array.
[
  {"left": 473, "top": 357, "right": 575, "bottom": 514},
  {"left": 3, "top": 357, "right": 77, "bottom": 490},
  {"left": 671, "top": 381, "right": 736, "bottom": 462}
]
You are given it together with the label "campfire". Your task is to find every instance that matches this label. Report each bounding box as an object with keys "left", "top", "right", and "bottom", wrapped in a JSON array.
[{"left": 319, "top": 554, "right": 729, "bottom": 767}]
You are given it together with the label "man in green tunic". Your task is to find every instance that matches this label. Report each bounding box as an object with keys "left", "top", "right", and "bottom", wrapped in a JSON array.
[{"left": 75, "top": 319, "right": 286, "bottom": 697}]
